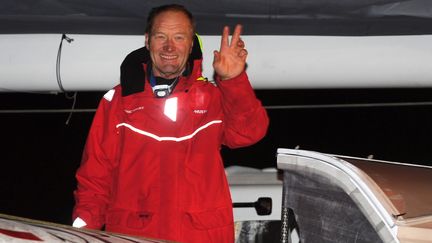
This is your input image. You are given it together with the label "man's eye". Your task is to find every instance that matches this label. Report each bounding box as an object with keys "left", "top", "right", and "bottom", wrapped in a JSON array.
[
  {"left": 154, "top": 35, "right": 166, "bottom": 40},
  {"left": 174, "top": 36, "right": 186, "bottom": 41}
]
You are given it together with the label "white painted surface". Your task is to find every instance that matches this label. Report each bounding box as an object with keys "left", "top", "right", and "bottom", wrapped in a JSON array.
[
  {"left": 2, "top": 34, "right": 432, "bottom": 91},
  {"left": 227, "top": 166, "right": 282, "bottom": 221}
]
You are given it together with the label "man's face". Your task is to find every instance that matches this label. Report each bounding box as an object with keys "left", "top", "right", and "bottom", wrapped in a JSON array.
[{"left": 146, "top": 11, "right": 194, "bottom": 79}]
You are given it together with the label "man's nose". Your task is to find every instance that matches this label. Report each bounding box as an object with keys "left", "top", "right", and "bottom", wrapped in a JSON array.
[{"left": 163, "top": 39, "right": 175, "bottom": 51}]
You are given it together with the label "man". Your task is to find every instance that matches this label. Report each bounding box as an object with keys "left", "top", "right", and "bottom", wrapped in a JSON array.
[{"left": 73, "top": 4, "right": 268, "bottom": 243}]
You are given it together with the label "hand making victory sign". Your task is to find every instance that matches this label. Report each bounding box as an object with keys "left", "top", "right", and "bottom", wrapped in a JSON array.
[{"left": 213, "top": 24, "right": 248, "bottom": 80}]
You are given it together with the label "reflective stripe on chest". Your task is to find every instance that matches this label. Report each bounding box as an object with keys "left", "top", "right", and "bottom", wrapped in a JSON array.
[{"left": 116, "top": 120, "right": 222, "bottom": 142}]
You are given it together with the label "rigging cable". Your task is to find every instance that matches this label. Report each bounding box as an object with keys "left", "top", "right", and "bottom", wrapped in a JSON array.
[
  {"left": 264, "top": 101, "right": 432, "bottom": 110},
  {"left": 56, "top": 33, "right": 77, "bottom": 124},
  {"left": 2, "top": 101, "right": 432, "bottom": 113}
]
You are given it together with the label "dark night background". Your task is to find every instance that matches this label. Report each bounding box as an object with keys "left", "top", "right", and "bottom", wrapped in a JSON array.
[{"left": 1, "top": 88, "right": 432, "bottom": 226}]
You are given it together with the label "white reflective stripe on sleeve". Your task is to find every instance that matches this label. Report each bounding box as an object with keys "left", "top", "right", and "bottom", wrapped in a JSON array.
[
  {"left": 72, "top": 217, "right": 87, "bottom": 228},
  {"left": 103, "top": 89, "right": 115, "bottom": 102},
  {"left": 116, "top": 120, "right": 222, "bottom": 142}
]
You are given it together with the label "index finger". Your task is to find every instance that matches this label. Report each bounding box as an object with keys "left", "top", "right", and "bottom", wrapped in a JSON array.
[{"left": 220, "top": 26, "right": 229, "bottom": 51}]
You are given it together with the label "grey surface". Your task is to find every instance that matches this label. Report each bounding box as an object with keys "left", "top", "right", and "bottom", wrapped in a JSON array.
[
  {"left": 2, "top": 0, "right": 432, "bottom": 35},
  {"left": 282, "top": 170, "right": 383, "bottom": 243}
]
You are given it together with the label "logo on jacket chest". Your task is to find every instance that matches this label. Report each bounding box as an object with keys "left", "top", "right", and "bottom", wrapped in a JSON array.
[
  {"left": 124, "top": 106, "right": 144, "bottom": 114},
  {"left": 193, "top": 109, "right": 208, "bottom": 114}
]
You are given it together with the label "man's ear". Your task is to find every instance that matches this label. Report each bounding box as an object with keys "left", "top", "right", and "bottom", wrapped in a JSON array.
[{"left": 145, "top": 33, "right": 150, "bottom": 50}]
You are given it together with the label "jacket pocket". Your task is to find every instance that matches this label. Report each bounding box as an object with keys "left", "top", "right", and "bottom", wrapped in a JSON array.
[
  {"left": 127, "top": 211, "right": 153, "bottom": 229},
  {"left": 106, "top": 209, "right": 153, "bottom": 229},
  {"left": 186, "top": 207, "right": 233, "bottom": 230}
]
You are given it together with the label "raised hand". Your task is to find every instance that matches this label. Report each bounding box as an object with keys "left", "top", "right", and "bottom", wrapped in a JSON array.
[{"left": 213, "top": 24, "right": 248, "bottom": 80}]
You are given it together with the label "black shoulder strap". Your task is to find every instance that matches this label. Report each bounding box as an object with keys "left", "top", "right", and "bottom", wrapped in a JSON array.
[{"left": 120, "top": 47, "right": 150, "bottom": 97}]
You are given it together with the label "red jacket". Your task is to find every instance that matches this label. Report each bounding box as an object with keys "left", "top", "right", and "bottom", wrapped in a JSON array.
[{"left": 73, "top": 47, "right": 268, "bottom": 242}]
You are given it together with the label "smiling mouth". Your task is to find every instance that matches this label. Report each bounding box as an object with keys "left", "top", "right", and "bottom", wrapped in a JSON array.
[{"left": 160, "top": 54, "right": 178, "bottom": 60}]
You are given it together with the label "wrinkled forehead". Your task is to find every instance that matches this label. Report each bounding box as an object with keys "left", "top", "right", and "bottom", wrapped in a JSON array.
[{"left": 151, "top": 10, "right": 194, "bottom": 35}]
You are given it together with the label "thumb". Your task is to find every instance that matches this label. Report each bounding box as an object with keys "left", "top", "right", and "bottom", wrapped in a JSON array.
[{"left": 213, "top": 50, "right": 220, "bottom": 63}]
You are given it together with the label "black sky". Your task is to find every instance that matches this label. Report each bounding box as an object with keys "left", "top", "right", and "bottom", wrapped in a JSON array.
[{"left": 1, "top": 88, "right": 432, "bottom": 225}]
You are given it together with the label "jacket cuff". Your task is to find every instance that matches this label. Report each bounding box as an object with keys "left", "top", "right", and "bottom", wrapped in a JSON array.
[
  {"left": 72, "top": 217, "right": 87, "bottom": 228},
  {"left": 72, "top": 210, "right": 103, "bottom": 230}
]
